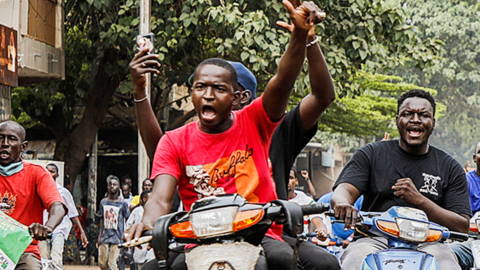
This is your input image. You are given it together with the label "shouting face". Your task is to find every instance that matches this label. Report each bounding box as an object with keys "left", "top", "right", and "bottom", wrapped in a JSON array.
[
  {"left": 396, "top": 97, "right": 435, "bottom": 154},
  {"left": 0, "top": 121, "right": 27, "bottom": 166},
  {"left": 191, "top": 64, "right": 239, "bottom": 134}
]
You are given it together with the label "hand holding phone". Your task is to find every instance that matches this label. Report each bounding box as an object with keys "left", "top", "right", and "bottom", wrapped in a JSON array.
[{"left": 137, "top": 33, "right": 155, "bottom": 54}]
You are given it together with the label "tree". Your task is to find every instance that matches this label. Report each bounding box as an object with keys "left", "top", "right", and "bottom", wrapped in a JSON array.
[{"left": 12, "top": 0, "right": 441, "bottom": 184}]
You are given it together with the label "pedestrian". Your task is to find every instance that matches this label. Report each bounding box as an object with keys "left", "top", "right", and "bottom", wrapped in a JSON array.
[
  {"left": 97, "top": 175, "right": 130, "bottom": 270},
  {"left": 0, "top": 120, "right": 66, "bottom": 269},
  {"left": 126, "top": 190, "right": 154, "bottom": 269},
  {"left": 129, "top": 179, "right": 153, "bottom": 211},
  {"left": 39, "top": 164, "right": 88, "bottom": 270}
]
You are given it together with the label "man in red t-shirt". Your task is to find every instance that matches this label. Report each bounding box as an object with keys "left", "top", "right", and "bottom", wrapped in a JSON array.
[
  {"left": 0, "top": 121, "right": 66, "bottom": 269},
  {"left": 126, "top": 2, "right": 326, "bottom": 270}
]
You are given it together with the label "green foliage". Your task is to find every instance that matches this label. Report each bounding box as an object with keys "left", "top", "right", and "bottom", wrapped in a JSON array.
[
  {"left": 394, "top": 0, "right": 480, "bottom": 163},
  {"left": 12, "top": 0, "right": 442, "bottom": 157}
]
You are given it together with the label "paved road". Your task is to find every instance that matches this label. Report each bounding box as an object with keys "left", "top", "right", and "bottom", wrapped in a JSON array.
[{"left": 63, "top": 265, "right": 100, "bottom": 270}]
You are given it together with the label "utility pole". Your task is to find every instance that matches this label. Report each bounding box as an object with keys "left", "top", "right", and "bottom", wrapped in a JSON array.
[{"left": 138, "top": 0, "right": 151, "bottom": 192}]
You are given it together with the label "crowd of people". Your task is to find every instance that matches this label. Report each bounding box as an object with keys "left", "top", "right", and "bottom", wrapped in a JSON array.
[{"left": 1, "top": 0, "right": 480, "bottom": 270}]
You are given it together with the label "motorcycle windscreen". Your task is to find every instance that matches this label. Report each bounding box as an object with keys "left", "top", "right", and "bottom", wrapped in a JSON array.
[
  {"left": 185, "top": 242, "right": 262, "bottom": 270},
  {"left": 361, "top": 249, "right": 438, "bottom": 270}
]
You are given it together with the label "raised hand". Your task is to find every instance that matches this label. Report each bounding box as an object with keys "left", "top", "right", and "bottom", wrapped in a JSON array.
[
  {"left": 281, "top": 0, "right": 326, "bottom": 33},
  {"left": 129, "top": 48, "right": 161, "bottom": 92}
]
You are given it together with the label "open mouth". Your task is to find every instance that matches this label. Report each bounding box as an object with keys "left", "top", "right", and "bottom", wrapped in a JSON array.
[
  {"left": 201, "top": 105, "right": 217, "bottom": 121},
  {"left": 407, "top": 127, "right": 423, "bottom": 137},
  {"left": 0, "top": 151, "right": 10, "bottom": 159}
]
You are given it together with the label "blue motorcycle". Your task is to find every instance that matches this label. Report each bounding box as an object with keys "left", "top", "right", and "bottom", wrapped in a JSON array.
[{"left": 335, "top": 206, "right": 468, "bottom": 270}]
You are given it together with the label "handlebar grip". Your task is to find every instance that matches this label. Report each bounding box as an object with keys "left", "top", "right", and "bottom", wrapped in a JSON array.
[
  {"left": 301, "top": 203, "right": 330, "bottom": 216},
  {"left": 449, "top": 231, "right": 469, "bottom": 242}
]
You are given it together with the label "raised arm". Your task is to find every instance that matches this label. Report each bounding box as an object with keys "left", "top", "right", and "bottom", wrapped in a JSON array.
[
  {"left": 298, "top": 28, "right": 335, "bottom": 132},
  {"left": 276, "top": 8, "right": 334, "bottom": 132},
  {"left": 129, "top": 48, "right": 163, "bottom": 159},
  {"left": 263, "top": 0, "right": 324, "bottom": 122}
]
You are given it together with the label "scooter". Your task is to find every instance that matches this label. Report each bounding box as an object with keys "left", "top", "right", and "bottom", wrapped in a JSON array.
[
  {"left": 332, "top": 206, "right": 468, "bottom": 270},
  {"left": 128, "top": 193, "right": 330, "bottom": 270}
]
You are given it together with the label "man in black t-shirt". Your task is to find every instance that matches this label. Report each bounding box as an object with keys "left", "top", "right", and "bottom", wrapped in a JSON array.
[{"left": 331, "top": 89, "right": 471, "bottom": 270}]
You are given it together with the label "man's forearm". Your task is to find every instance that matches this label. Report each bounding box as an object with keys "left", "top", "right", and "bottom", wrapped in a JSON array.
[
  {"left": 263, "top": 29, "right": 309, "bottom": 121},
  {"left": 331, "top": 184, "right": 359, "bottom": 208},
  {"left": 141, "top": 199, "right": 171, "bottom": 227},
  {"left": 134, "top": 88, "right": 163, "bottom": 160},
  {"left": 44, "top": 202, "right": 66, "bottom": 230},
  {"left": 416, "top": 198, "right": 469, "bottom": 233}
]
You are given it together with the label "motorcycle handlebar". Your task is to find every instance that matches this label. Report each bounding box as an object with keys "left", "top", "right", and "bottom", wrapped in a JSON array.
[
  {"left": 449, "top": 231, "right": 469, "bottom": 242},
  {"left": 301, "top": 203, "right": 330, "bottom": 216}
]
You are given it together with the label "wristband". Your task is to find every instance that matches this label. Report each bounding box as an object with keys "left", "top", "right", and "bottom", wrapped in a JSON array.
[
  {"left": 306, "top": 36, "right": 319, "bottom": 48},
  {"left": 347, "top": 236, "right": 354, "bottom": 242},
  {"left": 133, "top": 94, "right": 148, "bottom": 103}
]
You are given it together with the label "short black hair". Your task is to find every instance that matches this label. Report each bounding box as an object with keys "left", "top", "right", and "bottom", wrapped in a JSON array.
[
  {"left": 121, "top": 175, "right": 132, "bottom": 183},
  {"left": 397, "top": 90, "right": 436, "bottom": 117},
  {"left": 193, "top": 58, "right": 238, "bottom": 87},
  {"left": 140, "top": 190, "right": 152, "bottom": 201},
  {"left": 0, "top": 120, "right": 26, "bottom": 141},
  {"left": 47, "top": 163, "right": 58, "bottom": 173},
  {"left": 290, "top": 168, "right": 297, "bottom": 179}
]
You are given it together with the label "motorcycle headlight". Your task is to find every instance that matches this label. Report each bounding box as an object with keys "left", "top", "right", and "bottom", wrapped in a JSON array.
[
  {"left": 190, "top": 206, "right": 238, "bottom": 238},
  {"left": 397, "top": 218, "right": 429, "bottom": 242}
]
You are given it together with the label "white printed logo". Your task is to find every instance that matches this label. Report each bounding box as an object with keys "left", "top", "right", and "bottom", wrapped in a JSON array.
[{"left": 419, "top": 173, "right": 441, "bottom": 196}]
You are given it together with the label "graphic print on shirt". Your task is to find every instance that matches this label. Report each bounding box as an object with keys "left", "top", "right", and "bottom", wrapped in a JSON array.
[
  {"left": 186, "top": 165, "right": 225, "bottom": 199},
  {"left": 0, "top": 191, "right": 16, "bottom": 214},
  {"left": 103, "top": 205, "right": 120, "bottom": 229},
  {"left": 419, "top": 173, "right": 441, "bottom": 196},
  {"left": 186, "top": 145, "right": 260, "bottom": 201}
]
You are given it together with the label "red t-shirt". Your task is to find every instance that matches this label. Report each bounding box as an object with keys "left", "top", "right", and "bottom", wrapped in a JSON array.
[
  {"left": 0, "top": 162, "right": 64, "bottom": 258},
  {"left": 151, "top": 95, "right": 283, "bottom": 240}
]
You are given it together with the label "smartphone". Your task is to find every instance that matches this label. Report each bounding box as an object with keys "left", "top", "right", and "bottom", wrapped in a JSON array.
[{"left": 136, "top": 33, "right": 155, "bottom": 54}]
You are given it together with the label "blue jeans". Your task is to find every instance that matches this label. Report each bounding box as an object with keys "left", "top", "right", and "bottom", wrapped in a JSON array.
[{"left": 450, "top": 240, "right": 473, "bottom": 270}]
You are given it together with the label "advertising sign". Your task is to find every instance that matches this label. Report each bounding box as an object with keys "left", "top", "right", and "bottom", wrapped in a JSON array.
[{"left": 0, "top": 25, "right": 17, "bottom": 87}]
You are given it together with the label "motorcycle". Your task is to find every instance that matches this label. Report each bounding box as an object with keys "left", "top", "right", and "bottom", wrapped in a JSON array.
[
  {"left": 331, "top": 206, "right": 468, "bottom": 270},
  {"left": 127, "top": 193, "right": 330, "bottom": 270}
]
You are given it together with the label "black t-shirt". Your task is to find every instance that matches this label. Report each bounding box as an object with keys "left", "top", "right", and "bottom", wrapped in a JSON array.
[
  {"left": 269, "top": 103, "right": 317, "bottom": 200},
  {"left": 333, "top": 140, "right": 471, "bottom": 217}
]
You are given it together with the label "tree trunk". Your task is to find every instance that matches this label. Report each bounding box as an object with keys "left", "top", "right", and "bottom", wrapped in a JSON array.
[{"left": 54, "top": 53, "right": 128, "bottom": 186}]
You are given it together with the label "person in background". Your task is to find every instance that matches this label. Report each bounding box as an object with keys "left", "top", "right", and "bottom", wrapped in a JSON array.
[
  {"left": 0, "top": 121, "right": 66, "bottom": 269},
  {"left": 83, "top": 218, "right": 100, "bottom": 265},
  {"left": 450, "top": 140, "right": 480, "bottom": 270},
  {"left": 97, "top": 175, "right": 130, "bottom": 270},
  {"left": 299, "top": 170, "right": 317, "bottom": 199},
  {"left": 464, "top": 160, "right": 473, "bottom": 172},
  {"left": 129, "top": 179, "right": 153, "bottom": 211},
  {"left": 317, "top": 191, "right": 363, "bottom": 248},
  {"left": 121, "top": 182, "right": 134, "bottom": 205},
  {"left": 40, "top": 164, "right": 88, "bottom": 270},
  {"left": 126, "top": 190, "right": 154, "bottom": 270}
]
